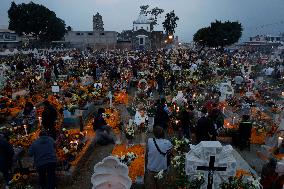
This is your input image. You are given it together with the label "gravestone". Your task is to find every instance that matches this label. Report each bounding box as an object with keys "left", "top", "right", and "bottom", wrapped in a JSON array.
[
  {"left": 91, "top": 156, "right": 132, "bottom": 189},
  {"left": 172, "top": 91, "right": 187, "bottom": 106},
  {"left": 218, "top": 82, "right": 234, "bottom": 102},
  {"left": 185, "top": 141, "right": 237, "bottom": 189}
]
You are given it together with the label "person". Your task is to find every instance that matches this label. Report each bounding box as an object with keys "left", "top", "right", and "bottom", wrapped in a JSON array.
[
  {"left": 180, "top": 104, "right": 195, "bottom": 139},
  {"left": 154, "top": 98, "right": 170, "bottom": 131},
  {"left": 146, "top": 126, "right": 173, "bottom": 189},
  {"left": 0, "top": 134, "right": 14, "bottom": 189},
  {"left": 22, "top": 102, "right": 36, "bottom": 133},
  {"left": 156, "top": 72, "right": 165, "bottom": 95},
  {"left": 208, "top": 103, "right": 224, "bottom": 141},
  {"left": 195, "top": 107, "right": 211, "bottom": 143},
  {"left": 42, "top": 101, "right": 58, "bottom": 140},
  {"left": 260, "top": 158, "right": 278, "bottom": 189},
  {"left": 93, "top": 108, "right": 114, "bottom": 145},
  {"left": 238, "top": 115, "right": 252, "bottom": 150},
  {"left": 29, "top": 130, "right": 57, "bottom": 189}
]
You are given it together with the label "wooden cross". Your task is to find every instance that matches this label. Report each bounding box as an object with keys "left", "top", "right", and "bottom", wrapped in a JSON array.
[{"left": 197, "top": 156, "right": 227, "bottom": 189}]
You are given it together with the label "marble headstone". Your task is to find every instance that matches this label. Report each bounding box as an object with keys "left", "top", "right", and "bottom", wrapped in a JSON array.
[
  {"left": 185, "top": 141, "right": 237, "bottom": 189},
  {"left": 91, "top": 156, "right": 132, "bottom": 189}
]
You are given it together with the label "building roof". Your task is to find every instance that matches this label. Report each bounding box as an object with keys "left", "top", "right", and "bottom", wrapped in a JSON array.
[
  {"left": 133, "top": 14, "right": 151, "bottom": 24},
  {"left": 0, "top": 29, "right": 16, "bottom": 33}
]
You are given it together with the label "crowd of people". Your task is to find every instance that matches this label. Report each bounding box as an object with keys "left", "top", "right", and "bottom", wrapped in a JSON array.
[{"left": 0, "top": 45, "right": 284, "bottom": 189}]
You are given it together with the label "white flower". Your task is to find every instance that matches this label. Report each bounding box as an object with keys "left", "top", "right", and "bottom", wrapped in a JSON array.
[
  {"left": 63, "top": 147, "right": 69, "bottom": 154},
  {"left": 121, "top": 155, "right": 126, "bottom": 160},
  {"left": 154, "top": 170, "right": 164, "bottom": 180},
  {"left": 247, "top": 176, "right": 261, "bottom": 188},
  {"left": 184, "top": 138, "right": 190, "bottom": 144}
]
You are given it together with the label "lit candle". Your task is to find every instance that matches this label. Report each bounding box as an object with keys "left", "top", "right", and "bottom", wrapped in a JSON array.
[
  {"left": 176, "top": 107, "right": 180, "bottom": 113},
  {"left": 223, "top": 107, "right": 225, "bottom": 114},
  {"left": 175, "top": 120, "right": 179, "bottom": 124},
  {"left": 232, "top": 117, "right": 236, "bottom": 125},
  {"left": 173, "top": 104, "right": 176, "bottom": 110},
  {"left": 278, "top": 137, "right": 283, "bottom": 147},
  {"left": 24, "top": 125, "right": 28, "bottom": 136},
  {"left": 38, "top": 117, "right": 42, "bottom": 128}
]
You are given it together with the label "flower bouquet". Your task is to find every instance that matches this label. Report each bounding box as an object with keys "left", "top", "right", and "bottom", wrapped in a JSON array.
[{"left": 125, "top": 125, "right": 135, "bottom": 140}]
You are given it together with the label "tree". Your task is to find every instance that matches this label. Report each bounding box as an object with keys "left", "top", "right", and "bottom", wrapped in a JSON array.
[
  {"left": 193, "top": 20, "right": 243, "bottom": 47},
  {"left": 139, "top": 5, "right": 164, "bottom": 31},
  {"left": 162, "top": 10, "right": 179, "bottom": 36},
  {"left": 8, "top": 2, "right": 66, "bottom": 42}
]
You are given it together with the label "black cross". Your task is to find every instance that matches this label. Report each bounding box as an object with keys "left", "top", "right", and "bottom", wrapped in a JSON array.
[{"left": 196, "top": 156, "right": 227, "bottom": 189}]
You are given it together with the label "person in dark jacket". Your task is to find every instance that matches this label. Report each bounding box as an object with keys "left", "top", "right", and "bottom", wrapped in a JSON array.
[
  {"left": 0, "top": 134, "right": 14, "bottom": 188},
  {"left": 154, "top": 98, "right": 170, "bottom": 131},
  {"left": 29, "top": 130, "right": 57, "bottom": 189},
  {"left": 22, "top": 102, "right": 36, "bottom": 133},
  {"left": 239, "top": 114, "right": 252, "bottom": 150},
  {"left": 180, "top": 105, "right": 195, "bottom": 139},
  {"left": 93, "top": 108, "right": 114, "bottom": 145},
  {"left": 260, "top": 158, "right": 278, "bottom": 189},
  {"left": 195, "top": 108, "right": 211, "bottom": 143},
  {"left": 42, "top": 101, "right": 58, "bottom": 140}
]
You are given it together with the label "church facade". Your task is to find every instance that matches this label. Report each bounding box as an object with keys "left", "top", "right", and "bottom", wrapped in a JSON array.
[
  {"left": 62, "top": 13, "right": 117, "bottom": 49},
  {"left": 132, "top": 14, "right": 165, "bottom": 50}
]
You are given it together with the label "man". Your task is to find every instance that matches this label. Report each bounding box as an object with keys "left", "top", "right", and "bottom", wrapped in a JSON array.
[
  {"left": 239, "top": 114, "right": 252, "bottom": 150},
  {"left": 195, "top": 108, "right": 211, "bottom": 143},
  {"left": 154, "top": 98, "right": 171, "bottom": 131},
  {"left": 42, "top": 101, "right": 58, "bottom": 140},
  {"left": 29, "top": 130, "right": 57, "bottom": 189},
  {"left": 180, "top": 105, "right": 195, "bottom": 139},
  {"left": 0, "top": 134, "right": 14, "bottom": 189},
  {"left": 93, "top": 108, "right": 114, "bottom": 145}
]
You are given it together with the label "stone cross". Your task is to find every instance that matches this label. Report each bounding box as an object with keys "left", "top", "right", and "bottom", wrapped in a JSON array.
[
  {"left": 197, "top": 156, "right": 227, "bottom": 189},
  {"left": 186, "top": 141, "right": 237, "bottom": 189}
]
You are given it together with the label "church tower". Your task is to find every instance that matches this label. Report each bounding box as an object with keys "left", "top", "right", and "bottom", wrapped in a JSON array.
[{"left": 93, "top": 12, "right": 104, "bottom": 32}]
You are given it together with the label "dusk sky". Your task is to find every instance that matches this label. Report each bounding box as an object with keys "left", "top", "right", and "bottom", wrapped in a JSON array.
[{"left": 1, "top": 0, "right": 284, "bottom": 42}]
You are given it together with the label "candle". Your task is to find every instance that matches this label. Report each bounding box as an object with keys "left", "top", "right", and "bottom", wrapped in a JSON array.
[
  {"left": 278, "top": 137, "right": 283, "bottom": 147},
  {"left": 223, "top": 107, "right": 225, "bottom": 114},
  {"left": 176, "top": 107, "right": 180, "bottom": 113},
  {"left": 232, "top": 117, "right": 236, "bottom": 125},
  {"left": 24, "top": 125, "right": 28, "bottom": 136},
  {"left": 173, "top": 104, "right": 176, "bottom": 110},
  {"left": 38, "top": 117, "right": 42, "bottom": 128}
]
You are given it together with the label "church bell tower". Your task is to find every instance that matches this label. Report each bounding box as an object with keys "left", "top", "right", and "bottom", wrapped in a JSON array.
[{"left": 93, "top": 12, "right": 104, "bottom": 32}]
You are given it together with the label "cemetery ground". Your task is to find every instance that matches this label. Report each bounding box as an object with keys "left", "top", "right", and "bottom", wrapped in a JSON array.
[{"left": 0, "top": 87, "right": 268, "bottom": 189}]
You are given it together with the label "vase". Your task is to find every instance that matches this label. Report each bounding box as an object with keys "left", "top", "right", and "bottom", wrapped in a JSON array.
[
  {"left": 140, "top": 132, "right": 146, "bottom": 144},
  {"left": 115, "top": 132, "right": 122, "bottom": 144}
]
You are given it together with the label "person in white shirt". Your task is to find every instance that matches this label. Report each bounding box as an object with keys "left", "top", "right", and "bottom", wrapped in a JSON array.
[{"left": 146, "top": 126, "right": 173, "bottom": 189}]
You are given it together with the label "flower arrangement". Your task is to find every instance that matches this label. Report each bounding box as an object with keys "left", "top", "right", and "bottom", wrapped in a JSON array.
[
  {"left": 112, "top": 144, "right": 145, "bottom": 182},
  {"left": 220, "top": 175, "right": 262, "bottom": 189},
  {"left": 115, "top": 152, "right": 137, "bottom": 166},
  {"left": 9, "top": 172, "right": 33, "bottom": 189},
  {"left": 104, "top": 108, "right": 121, "bottom": 134},
  {"left": 125, "top": 124, "right": 135, "bottom": 140},
  {"left": 56, "top": 128, "right": 86, "bottom": 162}
]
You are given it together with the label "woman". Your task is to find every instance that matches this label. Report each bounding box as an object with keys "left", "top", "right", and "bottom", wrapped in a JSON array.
[
  {"left": 146, "top": 126, "right": 172, "bottom": 189},
  {"left": 238, "top": 114, "right": 252, "bottom": 150},
  {"left": 23, "top": 102, "right": 36, "bottom": 133}
]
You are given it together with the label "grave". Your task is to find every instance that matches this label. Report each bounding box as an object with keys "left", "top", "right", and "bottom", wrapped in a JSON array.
[
  {"left": 91, "top": 156, "right": 132, "bottom": 189},
  {"left": 186, "top": 141, "right": 257, "bottom": 189}
]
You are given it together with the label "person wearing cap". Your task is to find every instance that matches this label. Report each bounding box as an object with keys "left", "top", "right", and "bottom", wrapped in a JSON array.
[
  {"left": 0, "top": 134, "right": 14, "bottom": 189},
  {"left": 28, "top": 130, "right": 57, "bottom": 189}
]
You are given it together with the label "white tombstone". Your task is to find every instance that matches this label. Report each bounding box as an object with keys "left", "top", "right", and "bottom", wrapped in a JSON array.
[
  {"left": 172, "top": 91, "right": 187, "bottom": 106},
  {"left": 91, "top": 156, "right": 132, "bottom": 189},
  {"left": 185, "top": 141, "right": 237, "bottom": 189},
  {"left": 218, "top": 82, "right": 234, "bottom": 102},
  {"left": 134, "top": 110, "right": 148, "bottom": 126}
]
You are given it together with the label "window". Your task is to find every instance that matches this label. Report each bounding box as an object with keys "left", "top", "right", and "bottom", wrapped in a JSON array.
[
  {"left": 100, "top": 33, "right": 105, "bottom": 36},
  {"left": 88, "top": 33, "right": 93, "bottom": 35},
  {"left": 136, "top": 27, "right": 138, "bottom": 30},
  {"left": 76, "top": 33, "right": 81, "bottom": 35},
  {"left": 0, "top": 34, "right": 3, "bottom": 39},
  {"left": 4, "top": 34, "right": 9, "bottom": 39},
  {"left": 147, "top": 27, "right": 148, "bottom": 30},
  {"left": 10, "top": 35, "right": 16, "bottom": 40},
  {"left": 139, "top": 38, "right": 144, "bottom": 45}
]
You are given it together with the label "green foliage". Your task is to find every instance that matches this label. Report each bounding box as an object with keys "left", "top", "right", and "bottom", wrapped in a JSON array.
[
  {"left": 193, "top": 20, "right": 243, "bottom": 47},
  {"left": 162, "top": 10, "right": 179, "bottom": 36},
  {"left": 8, "top": 2, "right": 66, "bottom": 42},
  {"left": 139, "top": 5, "right": 164, "bottom": 30}
]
